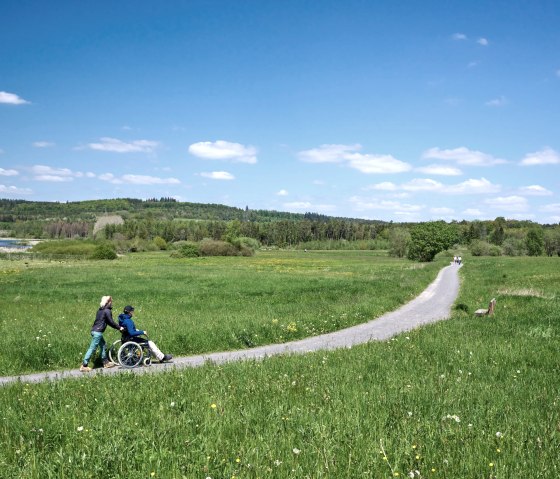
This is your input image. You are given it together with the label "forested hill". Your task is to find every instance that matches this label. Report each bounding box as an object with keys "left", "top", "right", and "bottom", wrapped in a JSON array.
[{"left": 0, "top": 198, "right": 383, "bottom": 225}]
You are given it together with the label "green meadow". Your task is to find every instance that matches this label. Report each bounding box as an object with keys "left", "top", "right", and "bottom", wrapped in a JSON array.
[
  {"left": 1, "top": 252, "right": 559, "bottom": 478},
  {"left": 0, "top": 250, "right": 441, "bottom": 376}
]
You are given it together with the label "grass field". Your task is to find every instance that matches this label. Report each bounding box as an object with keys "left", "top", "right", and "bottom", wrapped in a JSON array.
[
  {"left": 1, "top": 253, "right": 558, "bottom": 478},
  {"left": 0, "top": 250, "right": 441, "bottom": 376}
]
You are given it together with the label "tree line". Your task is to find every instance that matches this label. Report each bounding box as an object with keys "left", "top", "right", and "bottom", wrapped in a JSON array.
[{"left": 1, "top": 199, "right": 559, "bottom": 259}]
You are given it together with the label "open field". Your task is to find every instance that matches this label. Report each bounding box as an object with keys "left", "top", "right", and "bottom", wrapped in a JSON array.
[
  {"left": 1, "top": 254, "right": 558, "bottom": 478},
  {"left": 0, "top": 250, "right": 441, "bottom": 376}
]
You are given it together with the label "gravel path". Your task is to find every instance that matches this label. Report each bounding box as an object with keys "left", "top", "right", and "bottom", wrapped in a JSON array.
[{"left": 0, "top": 263, "right": 461, "bottom": 386}]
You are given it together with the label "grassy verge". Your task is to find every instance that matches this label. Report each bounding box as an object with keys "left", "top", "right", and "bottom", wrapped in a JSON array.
[
  {"left": 0, "top": 250, "right": 441, "bottom": 376},
  {"left": 0, "top": 255, "right": 558, "bottom": 478}
]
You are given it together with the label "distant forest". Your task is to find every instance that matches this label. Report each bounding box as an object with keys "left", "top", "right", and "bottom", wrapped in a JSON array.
[{"left": 1, "top": 198, "right": 558, "bottom": 255}]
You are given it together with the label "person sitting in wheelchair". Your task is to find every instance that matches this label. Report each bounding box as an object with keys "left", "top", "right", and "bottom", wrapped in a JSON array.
[{"left": 118, "top": 305, "right": 173, "bottom": 363}]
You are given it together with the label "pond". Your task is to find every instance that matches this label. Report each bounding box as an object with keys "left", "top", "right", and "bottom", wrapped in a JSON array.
[{"left": 0, "top": 239, "right": 33, "bottom": 250}]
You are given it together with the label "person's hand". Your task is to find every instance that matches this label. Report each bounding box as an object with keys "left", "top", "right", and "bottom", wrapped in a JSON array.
[
  {"left": 143, "top": 330, "right": 148, "bottom": 336},
  {"left": 119, "top": 327, "right": 124, "bottom": 331}
]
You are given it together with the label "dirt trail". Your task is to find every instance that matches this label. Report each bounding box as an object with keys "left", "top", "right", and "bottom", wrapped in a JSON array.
[{"left": 0, "top": 264, "right": 461, "bottom": 386}]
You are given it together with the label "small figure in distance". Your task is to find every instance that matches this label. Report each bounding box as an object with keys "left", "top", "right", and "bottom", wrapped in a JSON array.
[
  {"left": 453, "top": 255, "right": 457, "bottom": 265},
  {"left": 458, "top": 256, "right": 462, "bottom": 265},
  {"left": 118, "top": 305, "right": 173, "bottom": 363},
  {"left": 80, "top": 296, "right": 124, "bottom": 372}
]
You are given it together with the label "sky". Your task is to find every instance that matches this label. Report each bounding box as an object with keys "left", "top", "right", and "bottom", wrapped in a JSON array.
[{"left": 1, "top": 0, "right": 559, "bottom": 223}]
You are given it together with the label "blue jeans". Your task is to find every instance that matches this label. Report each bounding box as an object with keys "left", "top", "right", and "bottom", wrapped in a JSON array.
[{"left": 83, "top": 331, "right": 107, "bottom": 365}]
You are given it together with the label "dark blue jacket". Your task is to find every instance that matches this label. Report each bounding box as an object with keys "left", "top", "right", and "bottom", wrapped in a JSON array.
[{"left": 118, "top": 313, "right": 145, "bottom": 339}]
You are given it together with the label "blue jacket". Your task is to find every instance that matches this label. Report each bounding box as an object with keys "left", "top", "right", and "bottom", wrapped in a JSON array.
[{"left": 118, "top": 313, "right": 145, "bottom": 339}]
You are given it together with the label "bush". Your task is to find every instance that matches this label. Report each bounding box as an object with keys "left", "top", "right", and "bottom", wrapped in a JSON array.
[
  {"left": 502, "top": 237, "right": 527, "bottom": 256},
  {"left": 30, "top": 239, "right": 96, "bottom": 256},
  {"left": 199, "top": 239, "right": 241, "bottom": 256},
  {"left": 469, "top": 240, "right": 501, "bottom": 256},
  {"left": 89, "top": 243, "right": 118, "bottom": 260},
  {"left": 152, "top": 236, "right": 168, "bottom": 250},
  {"left": 170, "top": 242, "right": 200, "bottom": 258}
]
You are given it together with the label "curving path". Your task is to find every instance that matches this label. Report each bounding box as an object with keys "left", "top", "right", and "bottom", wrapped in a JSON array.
[{"left": 0, "top": 264, "right": 461, "bottom": 386}]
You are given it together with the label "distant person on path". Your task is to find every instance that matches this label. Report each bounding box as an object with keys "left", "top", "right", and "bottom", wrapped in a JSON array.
[
  {"left": 453, "top": 255, "right": 457, "bottom": 264},
  {"left": 118, "top": 305, "right": 173, "bottom": 363},
  {"left": 80, "top": 296, "right": 123, "bottom": 372},
  {"left": 458, "top": 256, "right": 462, "bottom": 265}
]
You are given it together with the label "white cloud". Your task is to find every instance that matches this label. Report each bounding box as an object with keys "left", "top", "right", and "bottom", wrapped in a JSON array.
[
  {"left": 121, "top": 174, "right": 180, "bottom": 185},
  {"left": 519, "top": 185, "right": 552, "bottom": 196},
  {"left": 31, "top": 165, "right": 79, "bottom": 181},
  {"left": 452, "top": 33, "right": 467, "bottom": 40},
  {"left": 520, "top": 147, "right": 560, "bottom": 166},
  {"left": 485, "top": 96, "right": 507, "bottom": 107},
  {"left": 463, "top": 208, "right": 483, "bottom": 217},
  {"left": 415, "top": 164, "right": 462, "bottom": 176},
  {"left": 477, "top": 38, "right": 489, "bottom": 46},
  {"left": 345, "top": 153, "right": 412, "bottom": 174},
  {"left": 33, "top": 141, "right": 55, "bottom": 148},
  {"left": 450, "top": 177, "right": 501, "bottom": 194},
  {"left": 299, "top": 144, "right": 411, "bottom": 174},
  {"left": 349, "top": 196, "right": 424, "bottom": 213},
  {"left": 485, "top": 195, "right": 529, "bottom": 212},
  {"left": 402, "top": 178, "right": 444, "bottom": 192},
  {"left": 98, "top": 173, "right": 123, "bottom": 184},
  {"left": 365, "top": 181, "right": 398, "bottom": 191},
  {"left": 423, "top": 146, "right": 506, "bottom": 166},
  {"left": 87, "top": 137, "right": 159, "bottom": 153},
  {"left": 189, "top": 140, "right": 257, "bottom": 164},
  {"left": 430, "top": 207, "right": 454, "bottom": 215},
  {"left": 200, "top": 171, "right": 235, "bottom": 180},
  {"left": 298, "top": 144, "right": 361, "bottom": 163},
  {"left": 0, "top": 184, "right": 32, "bottom": 195},
  {"left": 540, "top": 203, "right": 560, "bottom": 213},
  {"left": 277, "top": 189, "right": 289, "bottom": 196},
  {"left": 0, "top": 91, "right": 30, "bottom": 105},
  {"left": 375, "top": 177, "right": 500, "bottom": 195},
  {"left": 0, "top": 168, "right": 18, "bottom": 176},
  {"left": 36, "top": 175, "right": 74, "bottom": 182}
]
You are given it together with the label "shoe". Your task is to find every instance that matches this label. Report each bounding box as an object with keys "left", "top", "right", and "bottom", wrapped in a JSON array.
[
  {"left": 161, "top": 354, "right": 173, "bottom": 363},
  {"left": 103, "top": 362, "right": 116, "bottom": 369},
  {"left": 80, "top": 364, "right": 92, "bottom": 372}
]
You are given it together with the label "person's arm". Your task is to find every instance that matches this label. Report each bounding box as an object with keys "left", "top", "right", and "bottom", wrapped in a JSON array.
[
  {"left": 124, "top": 318, "right": 145, "bottom": 337},
  {"left": 104, "top": 309, "right": 121, "bottom": 330}
]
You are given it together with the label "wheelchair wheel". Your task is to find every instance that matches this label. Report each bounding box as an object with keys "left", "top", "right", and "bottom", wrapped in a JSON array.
[
  {"left": 108, "top": 339, "right": 122, "bottom": 364},
  {"left": 143, "top": 357, "right": 151, "bottom": 366},
  {"left": 118, "top": 341, "right": 143, "bottom": 369}
]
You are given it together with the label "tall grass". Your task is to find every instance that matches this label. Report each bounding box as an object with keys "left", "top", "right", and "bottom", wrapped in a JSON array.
[
  {"left": 0, "top": 256, "right": 558, "bottom": 477},
  {"left": 0, "top": 250, "right": 441, "bottom": 376}
]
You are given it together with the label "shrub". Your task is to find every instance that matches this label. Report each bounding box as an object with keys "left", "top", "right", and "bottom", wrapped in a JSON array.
[
  {"left": 502, "top": 237, "right": 527, "bottom": 256},
  {"left": 152, "top": 236, "right": 168, "bottom": 250},
  {"left": 170, "top": 242, "right": 200, "bottom": 258},
  {"left": 469, "top": 239, "right": 502, "bottom": 256},
  {"left": 30, "top": 239, "right": 96, "bottom": 256},
  {"left": 199, "top": 239, "right": 241, "bottom": 256},
  {"left": 89, "top": 243, "right": 118, "bottom": 260}
]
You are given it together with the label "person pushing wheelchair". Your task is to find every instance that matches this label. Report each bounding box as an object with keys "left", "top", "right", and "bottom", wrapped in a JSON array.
[{"left": 118, "top": 305, "right": 173, "bottom": 363}]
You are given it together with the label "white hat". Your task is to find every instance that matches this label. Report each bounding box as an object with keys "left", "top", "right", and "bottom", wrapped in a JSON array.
[{"left": 100, "top": 296, "right": 112, "bottom": 307}]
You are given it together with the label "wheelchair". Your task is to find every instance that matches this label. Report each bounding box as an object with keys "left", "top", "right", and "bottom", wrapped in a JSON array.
[{"left": 114, "top": 335, "right": 154, "bottom": 369}]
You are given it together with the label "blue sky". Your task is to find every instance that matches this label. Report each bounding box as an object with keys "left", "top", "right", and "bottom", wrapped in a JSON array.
[{"left": 1, "top": 0, "right": 559, "bottom": 223}]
